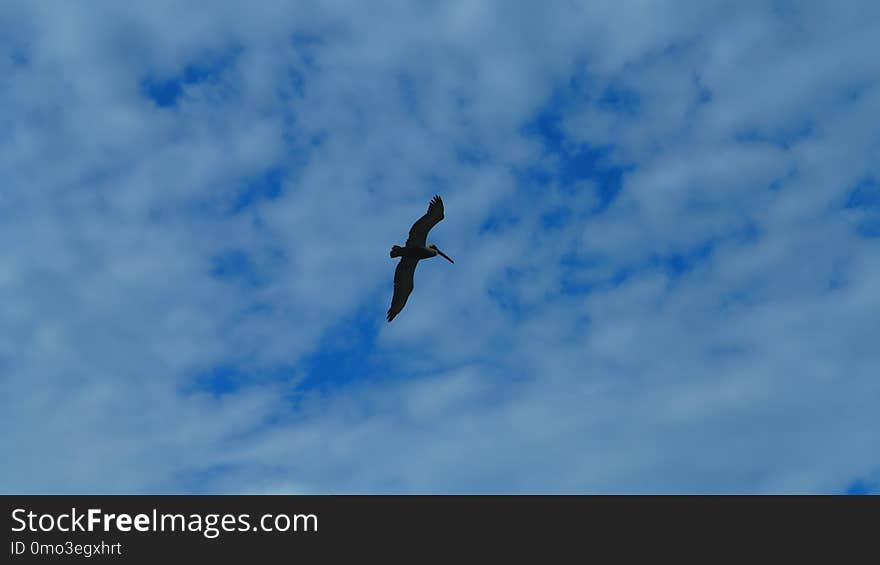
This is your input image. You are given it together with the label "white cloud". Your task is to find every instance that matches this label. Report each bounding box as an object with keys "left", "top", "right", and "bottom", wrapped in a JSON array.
[{"left": 1, "top": 0, "right": 878, "bottom": 494}]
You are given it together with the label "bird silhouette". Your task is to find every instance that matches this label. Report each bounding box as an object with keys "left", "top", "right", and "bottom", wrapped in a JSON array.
[{"left": 387, "top": 195, "right": 454, "bottom": 322}]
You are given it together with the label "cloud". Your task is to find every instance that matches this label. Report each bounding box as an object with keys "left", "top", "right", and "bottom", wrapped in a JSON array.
[{"left": 1, "top": 0, "right": 878, "bottom": 493}]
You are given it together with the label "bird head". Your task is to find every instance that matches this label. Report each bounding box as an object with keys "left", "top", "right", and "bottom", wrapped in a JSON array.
[{"left": 428, "top": 243, "right": 454, "bottom": 264}]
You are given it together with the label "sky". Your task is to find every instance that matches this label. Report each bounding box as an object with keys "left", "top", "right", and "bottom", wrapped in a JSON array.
[{"left": 1, "top": 0, "right": 878, "bottom": 494}]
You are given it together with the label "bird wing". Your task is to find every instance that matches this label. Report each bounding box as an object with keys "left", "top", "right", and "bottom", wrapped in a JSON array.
[
  {"left": 406, "top": 195, "right": 445, "bottom": 247},
  {"left": 387, "top": 257, "right": 419, "bottom": 322}
]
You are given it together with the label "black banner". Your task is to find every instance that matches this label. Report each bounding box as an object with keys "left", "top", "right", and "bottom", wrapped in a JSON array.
[{"left": 2, "top": 496, "right": 874, "bottom": 561}]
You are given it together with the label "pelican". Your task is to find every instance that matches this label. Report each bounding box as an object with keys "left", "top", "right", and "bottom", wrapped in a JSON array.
[{"left": 387, "top": 194, "right": 454, "bottom": 322}]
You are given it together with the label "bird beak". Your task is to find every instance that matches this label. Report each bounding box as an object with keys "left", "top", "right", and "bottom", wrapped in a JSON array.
[{"left": 437, "top": 249, "right": 454, "bottom": 264}]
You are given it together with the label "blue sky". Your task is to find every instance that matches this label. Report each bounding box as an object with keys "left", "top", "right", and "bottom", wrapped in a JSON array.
[{"left": 1, "top": 1, "right": 879, "bottom": 494}]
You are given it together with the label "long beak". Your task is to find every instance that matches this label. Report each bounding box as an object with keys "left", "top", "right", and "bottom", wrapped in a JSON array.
[{"left": 437, "top": 249, "right": 454, "bottom": 264}]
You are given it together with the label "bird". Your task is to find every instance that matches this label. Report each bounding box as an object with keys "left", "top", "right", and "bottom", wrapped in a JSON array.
[{"left": 387, "top": 194, "right": 454, "bottom": 322}]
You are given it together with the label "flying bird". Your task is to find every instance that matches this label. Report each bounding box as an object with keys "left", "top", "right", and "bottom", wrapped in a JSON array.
[{"left": 387, "top": 195, "right": 454, "bottom": 322}]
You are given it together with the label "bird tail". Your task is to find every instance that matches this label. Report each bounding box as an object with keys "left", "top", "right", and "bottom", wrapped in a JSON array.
[{"left": 390, "top": 245, "right": 403, "bottom": 258}]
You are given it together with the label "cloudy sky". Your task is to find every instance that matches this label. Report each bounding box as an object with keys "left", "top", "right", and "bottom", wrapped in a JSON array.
[{"left": 2, "top": 1, "right": 878, "bottom": 494}]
